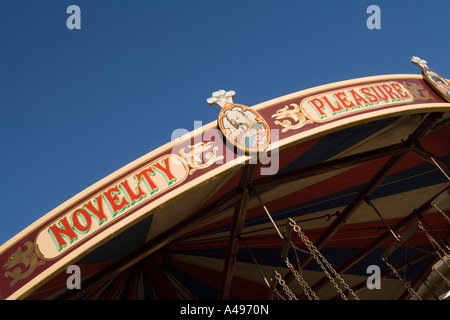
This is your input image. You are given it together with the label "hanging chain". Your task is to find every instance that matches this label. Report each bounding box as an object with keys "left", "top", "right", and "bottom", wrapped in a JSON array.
[
  {"left": 291, "top": 240, "right": 310, "bottom": 255},
  {"left": 285, "top": 257, "right": 319, "bottom": 300},
  {"left": 432, "top": 203, "right": 450, "bottom": 225},
  {"left": 382, "top": 256, "right": 422, "bottom": 300},
  {"left": 290, "top": 241, "right": 320, "bottom": 300},
  {"left": 290, "top": 219, "right": 347, "bottom": 300},
  {"left": 274, "top": 288, "right": 286, "bottom": 300},
  {"left": 417, "top": 221, "right": 450, "bottom": 264},
  {"left": 274, "top": 270, "right": 298, "bottom": 300},
  {"left": 417, "top": 220, "right": 450, "bottom": 289},
  {"left": 288, "top": 218, "right": 359, "bottom": 300}
]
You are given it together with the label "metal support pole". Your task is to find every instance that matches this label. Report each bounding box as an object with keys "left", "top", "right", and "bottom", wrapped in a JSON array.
[
  {"left": 241, "top": 238, "right": 271, "bottom": 288},
  {"left": 412, "top": 143, "right": 450, "bottom": 181},
  {"left": 281, "top": 221, "right": 294, "bottom": 260},
  {"left": 267, "top": 270, "right": 277, "bottom": 300},
  {"left": 365, "top": 197, "right": 402, "bottom": 243},
  {"left": 250, "top": 187, "right": 284, "bottom": 241},
  {"left": 381, "top": 222, "right": 419, "bottom": 259},
  {"left": 219, "top": 164, "right": 256, "bottom": 300}
]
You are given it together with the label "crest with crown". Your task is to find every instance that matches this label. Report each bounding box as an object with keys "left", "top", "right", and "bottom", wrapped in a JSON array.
[
  {"left": 206, "top": 89, "right": 271, "bottom": 153},
  {"left": 206, "top": 90, "right": 236, "bottom": 109}
]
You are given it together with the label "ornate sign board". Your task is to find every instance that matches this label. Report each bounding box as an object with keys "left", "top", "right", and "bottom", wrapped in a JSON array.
[
  {"left": 1, "top": 58, "right": 450, "bottom": 300},
  {"left": 207, "top": 90, "right": 271, "bottom": 153}
]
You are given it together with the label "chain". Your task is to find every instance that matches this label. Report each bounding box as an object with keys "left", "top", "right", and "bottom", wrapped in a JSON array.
[
  {"left": 288, "top": 218, "right": 359, "bottom": 300},
  {"left": 382, "top": 256, "right": 422, "bottom": 300},
  {"left": 317, "top": 250, "right": 360, "bottom": 300},
  {"left": 417, "top": 220, "right": 450, "bottom": 292},
  {"left": 285, "top": 257, "right": 319, "bottom": 300},
  {"left": 291, "top": 221, "right": 346, "bottom": 299},
  {"left": 290, "top": 241, "right": 320, "bottom": 300},
  {"left": 291, "top": 240, "right": 310, "bottom": 255},
  {"left": 418, "top": 221, "right": 450, "bottom": 264},
  {"left": 274, "top": 270, "right": 298, "bottom": 300},
  {"left": 274, "top": 288, "right": 286, "bottom": 300},
  {"left": 433, "top": 203, "right": 450, "bottom": 225}
]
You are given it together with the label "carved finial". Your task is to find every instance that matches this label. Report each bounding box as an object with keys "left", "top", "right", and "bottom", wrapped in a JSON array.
[
  {"left": 206, "top": 90, "right": 236, "bottom": 108},
  {"left": 411, "top": 56, "right": 428, "bottom": 70}
]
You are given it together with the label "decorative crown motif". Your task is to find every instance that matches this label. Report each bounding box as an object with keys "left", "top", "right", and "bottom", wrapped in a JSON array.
[
  {"left": 206, "top": 90, "right": 236, "bottom": 108},
  {"left": 411, "top": 56, "right": 428, "bottom": 70}
]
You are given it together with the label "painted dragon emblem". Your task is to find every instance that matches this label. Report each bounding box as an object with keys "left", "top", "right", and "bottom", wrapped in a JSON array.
[
  {"left": 2, "top": 241, "right": 45, "bottom": 287},
  {"left": 179, "top": 141, "right": 224, "bottom": 175},
  {"left": 272, "top": 103, "right": 314, "bottom": 133}
]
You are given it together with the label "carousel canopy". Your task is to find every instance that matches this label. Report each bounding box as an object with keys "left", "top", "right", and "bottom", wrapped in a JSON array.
[{"left": 1, "top": 59, "right": 450, "bottom": 301}]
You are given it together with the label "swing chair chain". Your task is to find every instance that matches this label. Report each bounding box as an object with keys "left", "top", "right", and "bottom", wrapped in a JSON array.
[
  {"left": 289, "top": 221, "right": 345, "bottom": 299},
  {"left": 415, "top": 221, "right": 450, "bottom": 294},
  {"left": 432, "top": 203, "right": 450, "bottom": 225},
  {"left": 274, "top": 288, "right": 287, "bottom": 300},
  {"left": 285, "top": 258, "right": 319, "bottom": 300},
  {"left": 417, "top": 221, "right": 450, "bottom": 264},
  {"left": 382, "top": 257, "right": 422, "bottom": 300},
  {"left": 289, "top": 240, "right": 320, "bottom": 299},
  {"left": 274, "top": 270, "right": 298, "bottom": 300},
  {"left": 288, "top": 219, "right": 360, "bottom": 300}
]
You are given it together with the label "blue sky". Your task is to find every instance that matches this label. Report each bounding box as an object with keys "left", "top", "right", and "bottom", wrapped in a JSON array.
[{"left": 0, "top": 0, "right": 449, "bottom": 247}]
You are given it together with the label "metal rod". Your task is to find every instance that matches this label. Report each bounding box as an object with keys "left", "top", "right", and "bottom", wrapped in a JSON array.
[
  {"left": 240, "top": 238, "right": 271, "bottom": 288},
  {"left": 252, "top": 142, "right": 407, "bottom": 191},
  {"left": 431, "top": 188, "right": 450, "bottom": 207},
  {"left": 267, "top": 270, "right": 277, "bottom": 300},
  {"left": 219, "top": 164, "right": 256, "bottom": 300},
  {"left": 281, "top": 221, "right": 293, "bottom": 260},
  {"left": 411, "top": 142, "right": 450, "bottom": 180},
  {"left": 366, "top": 197, "right": 402, "bottom": 243},
  {"left": 430, "top": 156, "right": 450, "bottom": 181},
  {"left": 381, "top": 222, "right": 419, "bottom": 259},
  {"left": 250, "top": 187, "right": 284, "bottom": 241}
]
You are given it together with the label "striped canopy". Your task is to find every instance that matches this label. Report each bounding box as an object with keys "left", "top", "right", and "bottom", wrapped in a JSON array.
[{"left": 2, "top": 73, "right": 450, "bottom": 301}]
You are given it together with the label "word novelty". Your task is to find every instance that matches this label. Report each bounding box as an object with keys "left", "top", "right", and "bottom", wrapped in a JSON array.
[{"left": 43, "top": 155, "right": 183, "bottom": 257}]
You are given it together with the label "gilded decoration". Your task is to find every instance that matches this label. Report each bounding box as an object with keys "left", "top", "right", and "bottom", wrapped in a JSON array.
[
  {"left": 179, "top": 141, "right": 224, "bottom": 175},
  {"left": 2, "top": 241, "right": 45, "bottom": 287},
  {"left": 272, "top": 103, "right": 314, "bottom": 133}
]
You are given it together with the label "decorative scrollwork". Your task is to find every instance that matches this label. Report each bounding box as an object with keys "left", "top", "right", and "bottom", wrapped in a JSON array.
[
  {"left": 179, "top": 141, "right": 224, "bottom": 175},
  {"left": 272, "top": 103, "right": 314, "bottom": 133},
  {"left": 401, "top": 81, "right": 434, "bottom": 101},
  {"left": 2, "top": 241, "right": 45, "bottom": 287}
]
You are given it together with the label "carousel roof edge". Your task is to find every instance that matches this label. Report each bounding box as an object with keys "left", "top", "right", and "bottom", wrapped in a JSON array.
[
  {"left": 250, "top": 74, "right": 424, "bottom": 110},
  {"left": 0, "top": 73, "right": 441, "bottom": 254},
  {"left": 2, "top": 71, "right": 450, "bottom": 300},
  {"left": 0, "top": 121, "right": 218, "bottom": 253}
]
